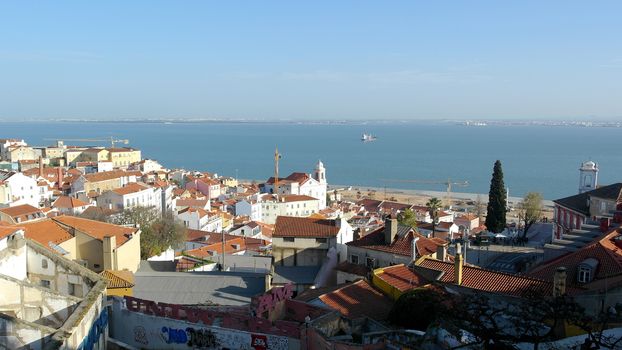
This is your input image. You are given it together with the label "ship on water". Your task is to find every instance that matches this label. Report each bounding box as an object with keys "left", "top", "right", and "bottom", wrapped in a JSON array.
[{"left": 361, "top": 133, "right": 377, "bottom": 142}]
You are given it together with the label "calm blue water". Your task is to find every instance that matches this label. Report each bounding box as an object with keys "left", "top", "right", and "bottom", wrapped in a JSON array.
[{"left": 1, "top": 121, "right": 620, "bottom": 199}]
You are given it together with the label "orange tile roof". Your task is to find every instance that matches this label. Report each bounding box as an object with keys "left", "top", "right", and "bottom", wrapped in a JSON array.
[
  {"left": 0, "top": 205, "right": 45, "bottom": 223},
  {"left": 52, "top": 196, "right": 90, "bottom": 209},
  {"left": 375, "top": 264, "right": 430, "bottom": 292},
  {"left": 111, "top": 182, "right": 150, "bottom": 195},
  {"left": 175, "top": 199, "right": 209, "bottom": 208},
  {"left": 0, "top": 226, "right": 21, "bottom": 240},
  {"left": 184, "top": 236, "right": 266, "bottom": 259},
  {"left": 83, "top": 170, "right": 135, "bottom": 183},
  {"left": 347, "top": 225, "right": 444, "bottom": 258},
  {"left": 18, "top": 219, "right": 74, "bottom": 247},
  {"left": 419, "top": 258, "right": 555, "bottom": 297},
  {"left": 52, "top": 215, "right": 138, "bottom": 247},
  {"left": 318, "top": 280, "right": 393, "bottom": 320},
  {"left": 281, "top": 194, "right": 318, "bottom": 202},
  {"left": 273, "top": 216, "right": 341, "bottom": 238},
  {"left": 101, "top": 270, "right": 135, "bottom": 288},
  {"left": 529, "top": 227, "right": 622, "bottom": 289}
]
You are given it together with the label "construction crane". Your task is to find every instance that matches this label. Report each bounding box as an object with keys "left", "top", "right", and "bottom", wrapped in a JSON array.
[
  {"left": 44, "top": 137, "right": 130, "bottom": 148},
  {"left": 381, "top": 178, "right": 469, "bottom": 208}
]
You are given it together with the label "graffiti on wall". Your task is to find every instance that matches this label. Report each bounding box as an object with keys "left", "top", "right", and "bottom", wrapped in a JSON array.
[
  {"left": 77, "top": 307, "right": 108, "bottom": 350},
  {"left": 134, "top": 326, "right": 149, "bottom": 345},
  {"left": 161, "top": 327, "right": 219, "bottom": 348},
  {"left": 252, "top": 283, "right": 294, "bottom": 315}
]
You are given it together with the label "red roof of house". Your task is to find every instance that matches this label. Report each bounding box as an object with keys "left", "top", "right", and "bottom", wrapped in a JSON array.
[
  {"left": 111, "top": 182, "right": 150, "bottom": 195},
  {"left": 52, "top": 196, "right": 90, "bottom": 209},
  {"left": 375, "top": 264, "right": 430, "bottom": 292},
  {"left": 318, "top": 280, "right": 393, "bottom": 320},
  {"left": 419, "top": 258, "right": 555, "bottom": 297},
  {"left": 273, "top": 216, "right": 341, "bottom": 238},
  {"left": 529, "top": 227, "right": 622, "bottom": 289},
  {"left": 347, "top": 225, "right": 444, "bottom": 258},
  {"left": 0, "top": 205, "right": 45, "bottom": 223},
  {"left": 52, "top": 216, "right": 138, "bottom": 248},
  {"left": 184, "top": 236, "right": 266, "bottom": 259}
]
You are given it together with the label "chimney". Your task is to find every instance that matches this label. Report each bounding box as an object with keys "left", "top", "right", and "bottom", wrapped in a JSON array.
[
  {"left": 412, "top": 236, "right": 419, "bottom": 262},
  {"left": 454, "top": 243, "right": 463, "bottom": 285},
  {"left": 384, "top": 216, "right": 398, "bottom": 244},
  {"left": 57, "top": 167, "right": 63, "bottom": 190},
  {"left": 553, "top": 267, "right": 567, "bottom": 297},
  {"left": 436, "top": 243, "right": 447, "bottom": 262},
  {"left": 103, "top": 235, "right": 116, "bottom": 270}
]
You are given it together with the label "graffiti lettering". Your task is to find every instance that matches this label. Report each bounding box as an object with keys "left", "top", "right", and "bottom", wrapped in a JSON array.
[
  {"left": 133, "top": 326, "right": 148, "bottom": 345},
  {"left": 161, "top": 326, "right": 188, "bottom": 344},
  {"left": 253, "top": 284, "right": 294, "bottom": 315},
  {"left": 77, "top": 308, "right": 108, "bottom": 350},
  {"left": 186, "top": 327, "right": 218, "bottom": 348},
  {"left": 251, "top": 334, "right": 268, "bottom": 350}
]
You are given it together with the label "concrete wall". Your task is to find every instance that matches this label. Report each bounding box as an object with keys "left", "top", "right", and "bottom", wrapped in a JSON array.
[
  {"left": 0, "top": 314, "right": 55, "bottom": 350},
  {"left": 75, "top": 231, "right": 105, "bottom": 272},
  {"left": 273, "top": 237, "right": 334, "bottom": 267},
  {"left": 108, "top": 298, "right": 297, "bottom": 350},
  {"left": 0, "top": 235, "right": 28, "bottom": 280},
  {"left": 347, "top": 246, "right": 412, "bottom": 269}
]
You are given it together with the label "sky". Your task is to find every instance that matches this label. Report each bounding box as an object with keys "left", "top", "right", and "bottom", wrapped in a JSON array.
[{"left": 0, "top": 1, "right": 621, "bottom": 120}]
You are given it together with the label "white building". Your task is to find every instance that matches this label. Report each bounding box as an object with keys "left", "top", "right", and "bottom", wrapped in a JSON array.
[
  {"left": 97, "top": 182, "right": 162, "bottom": 212},
  {"left": 235, "top": 199, "right": 262, "bottom": 222},
  {"left": 259, "top": 194, "right": 320, "bottom": 224},
  {"left": 176, "top": 207, "right": 223, "bottom": 232},
  {"left": 52, "top": 196, "right": 94, "bottom": 215},
  {"left": 0, "top": 228, "right": 108, "bottom": 349},
  {"left": 0, "top": 138, "right": 27, "bottom": 160},
  {"left": 0, "top": 170, "right": 40, "bottom": 207},
  {"left": 261, "top": 160, "right": 328, "bottom": 209}
]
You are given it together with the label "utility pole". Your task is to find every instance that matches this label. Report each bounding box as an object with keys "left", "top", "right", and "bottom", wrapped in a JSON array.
[{"left": 274, "top": 146, "right": 281, "bottom": 196}]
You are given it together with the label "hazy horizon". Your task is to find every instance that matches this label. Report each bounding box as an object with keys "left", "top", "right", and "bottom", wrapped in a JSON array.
[{"left": 1, "top": 1, "right": 621, "bottom": 120}]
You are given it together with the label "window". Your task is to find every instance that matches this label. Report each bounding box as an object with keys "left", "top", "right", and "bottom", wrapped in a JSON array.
[
  {"left": 578, "top": 267, "right": 591, "bottom": 283},
  {"left": 283, "top": 237, "right": 295, "bottom": 242},
  {"left": 94, "top": 264, "right": 101, "bottom": 269},
  {"left": 351, "top": 255, "right": 359, "bottom": 264},
  {"left": 40, "top": 280, "right": 50, "bottom": 288},
  {"left": 316, "top": 238, "right": 327, "bottom": 244},
  {"left": 366, "top": 257, "right": 376, "bottom": 269},
  {"left": 41, "top": 259, "right": 48, "bottom": 269}
]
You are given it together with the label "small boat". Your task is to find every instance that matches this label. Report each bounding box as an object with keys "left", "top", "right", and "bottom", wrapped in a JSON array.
[{"left": 361, "top": 133, "right": 377, "bottom": 142}]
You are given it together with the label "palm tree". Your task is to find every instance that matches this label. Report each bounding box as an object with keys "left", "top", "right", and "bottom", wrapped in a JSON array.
[{"left": 426, "top": 197, "right": 443, "bottom": 238}]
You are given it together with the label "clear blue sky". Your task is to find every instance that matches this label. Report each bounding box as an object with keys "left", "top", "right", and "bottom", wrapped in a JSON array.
[{"left": 0, "top": 1, "right": 620, "bottom": 120}]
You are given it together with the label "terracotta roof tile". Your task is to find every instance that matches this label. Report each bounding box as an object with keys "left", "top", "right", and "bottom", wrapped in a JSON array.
[
  {"left": 0, "top": 226, "right": 21, "bottom": 240},
  {"left": 419, "top": 258, "right": 555, "bottom": 297},
  {"left": 530, "top": 227, "right": 622, "bottom": 289},
  {"left": 318, "top": 280, "right": 393, "bottom": 320},
  {"left": 52, "top": 196, "right": 90, "bottom": 209},
  {"left": 83, "top": 170, "right": 136, "bottom": 183},
  {"left": 18, "top": 219, "right": 74, "bottom": 247},
  {"left": 274, "top": 216, "right": 340, "bottom": 238},
  {"left": 0, "top": 205, "right": 45, "bottom": 223},
  {"left": 111, "top": 182, "right": 150, "bottom": 195},
  {"left": 374, "top": 264, "right": 430, "bottom": 292},
  {"left": 347, "top": 225, "right": 443, "bottom": 258},
  {"left": 52, "top": 215, "right": 137, "bottom": 248},
  {"left": 101, "top": 270, "right": 135, "bottom": 288}
]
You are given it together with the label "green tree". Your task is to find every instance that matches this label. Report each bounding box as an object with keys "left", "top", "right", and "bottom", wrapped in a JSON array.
[
  {"left": 388, "top": 287, "right": 446, "bottom": 330},
  {"left": 112, "top": 207, "right": 187, "bottom": 259},
  {"left": 518, "top": 192, "right": 543, "bottom": 239},
  {"left": 426, "top": 197, "right": 442, "bottom": 238},
  {"left": 398, "top": 208, "right": 418, "bottom": 230},
  {"left": 485, "top": 160, "right": 507, "bottom": 233}
]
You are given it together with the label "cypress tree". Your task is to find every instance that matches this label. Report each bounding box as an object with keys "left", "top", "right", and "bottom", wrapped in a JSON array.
[{"left": 485, "top": 160, "right": 507, "bottom": 233}]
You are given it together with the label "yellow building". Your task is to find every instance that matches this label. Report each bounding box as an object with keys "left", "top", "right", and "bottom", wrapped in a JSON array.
[
  {"left": 108, "top": 148, "right": 142, "bottom": 168},
  {"left": 100, "top": 269, "right": 135, "bottom": 296},
  {"left": 371, "top": 264, "right": 431, "bottom": 300},
  {"left": 18, "top": 216, "right": 142, "bottom": 273},
  {"left": 77, "top": 148, "right": 110, "bottom": 163}
]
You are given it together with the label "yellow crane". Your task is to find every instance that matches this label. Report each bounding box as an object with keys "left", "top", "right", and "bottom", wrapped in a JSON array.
[
  {"left": 44, "top": 137, "right": 130, "bottom": 148},
  {"left": 381, "top": 178, "right": 469, "bottom": 208}
]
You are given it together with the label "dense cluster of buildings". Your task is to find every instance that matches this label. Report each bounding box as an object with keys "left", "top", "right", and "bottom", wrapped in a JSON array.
[{"left": 2, "top": 137, "right": 622, "bottom": 349}]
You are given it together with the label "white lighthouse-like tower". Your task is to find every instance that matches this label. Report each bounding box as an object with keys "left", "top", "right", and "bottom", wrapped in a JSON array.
[
  {"left": 579, "top": 161, "right": 598, "bottom": 194},
  {"left": 314, "top": 160, "right": 326, "bottom": 185}
]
